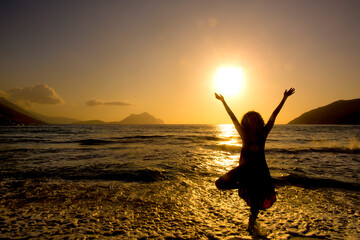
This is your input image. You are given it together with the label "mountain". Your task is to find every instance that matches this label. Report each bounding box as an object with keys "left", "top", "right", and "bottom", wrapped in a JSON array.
[
  {"left": 0, "top": 97, "right": 79, "bottom": 125},
  {"left": 112, "top": 112, "right": 164, "bottom": 124},
  {"left": 289, "top": 98, "right": 360, "bottom": 124},
  {"left": 29, "top": 111, "right": 79, "bottom": 124},
  {"left": 0, "top": 97, "right": 46, "bottom": 125},
  {"left": 0, "top": 97, "right": 164, "bottom": 125},
  {"left": 73, "top": 113, "right": 164, "bottom": 125}
]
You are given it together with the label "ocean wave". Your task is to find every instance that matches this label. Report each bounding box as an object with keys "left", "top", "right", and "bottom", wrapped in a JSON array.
[
  {"left": 1, "top": 168, "right": 169, "bottom": 183},
  {"left": 73, "top": 134, "right": 225, "bottom": 146},
  {"left": 1, "top": 137, "right": 49, "bottom": 144},
  {"left": 81, "top": 168, "right": 169, "bottom": 182},
  {"left": 75, "top": 136, "right": 173, "bottom": 146},
  {"left": 212, "top": 144, "right": 240, "bottom": 153},
  {"left": 115, "top": 135, "right": 168, "bottom": 140},
  {"left": 273, "top": 173, "right": 360, "bottom": 191},
  {"left": 74, "top": 136, "right": 164, "bottom": 145},
  {"left": 77, "top": 139, "right": 114, "bottom": 145},
  {"left": 267, "top": 147, "right": 360, "bottom": 154},
  {"left": 210, "top": 145, "right": 360, "bottom": 154}
]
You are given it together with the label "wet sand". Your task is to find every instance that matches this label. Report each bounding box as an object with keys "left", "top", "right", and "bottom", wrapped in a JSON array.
[{"left": 1, "top": 179, "right": 358, "bottom": 239}]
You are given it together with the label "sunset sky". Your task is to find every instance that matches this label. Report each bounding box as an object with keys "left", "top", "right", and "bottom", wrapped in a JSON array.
[{"left": 1, "top": 0, "right": 359, "bottom": 124}]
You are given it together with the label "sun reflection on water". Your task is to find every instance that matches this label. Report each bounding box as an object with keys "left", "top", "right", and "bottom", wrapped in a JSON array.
[
  {"left": 211, "top": 124, "right": 242, "bottom": 171},
  {"left": 217, "top": 124, "right": 242, "bottom": 148}
]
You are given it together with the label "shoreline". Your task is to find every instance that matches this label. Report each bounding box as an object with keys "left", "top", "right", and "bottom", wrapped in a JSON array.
[{"left": 1, "top": 179, "right": 358, "bottom": 239}]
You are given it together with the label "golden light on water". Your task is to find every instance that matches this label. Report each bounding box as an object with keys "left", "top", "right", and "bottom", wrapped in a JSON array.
[
  {"left": 218, "top": 124, "right": 236, "bottom": 139},
  {"left": 217, "top": 124, "right": 241, "bottom": 147},
  {"left": 212, "top": 124, "right": 242, "bottom": 170},
  {"left": 214, "top": 66, "right": 245, "bottom": 96}
]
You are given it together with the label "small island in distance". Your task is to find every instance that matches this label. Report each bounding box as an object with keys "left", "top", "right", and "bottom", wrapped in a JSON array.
[
  {"left": 74, "top": 112, "right": 164, "bottom": 125},
  {"left": 0, "top": 97, "right": 164, "bottom": 125},
  {"left": 288, "top": 98, "right": 360, "bottom": 125}
]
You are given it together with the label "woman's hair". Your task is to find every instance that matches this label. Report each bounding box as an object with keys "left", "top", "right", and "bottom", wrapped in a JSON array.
[{"left": 241, "top": 111, "right": 265, "bottom": 133}]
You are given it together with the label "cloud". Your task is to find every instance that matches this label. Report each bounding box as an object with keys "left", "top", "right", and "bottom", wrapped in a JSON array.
[
  {"left": 86, "top": 99, "right": 134, "bottom": 107},
  {"left": 6, "top": 84, "right": 64, "bottom": 105}
]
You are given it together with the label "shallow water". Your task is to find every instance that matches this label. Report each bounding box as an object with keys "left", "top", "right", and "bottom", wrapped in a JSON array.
[{"left": 0, "top": 124, "right": 359, "bottom": 239}]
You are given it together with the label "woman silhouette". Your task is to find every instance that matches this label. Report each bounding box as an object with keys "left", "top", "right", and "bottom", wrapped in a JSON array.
[{"left": 215, "top": 88, "right": 295, "bottom": 236}]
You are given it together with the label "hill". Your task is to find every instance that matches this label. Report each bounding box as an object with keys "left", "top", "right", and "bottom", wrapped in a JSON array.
[
  {"left": 73, "top": 113, "right": 164, "bottom": 125},
  {"left": 289, "top": 98, "right": 360, "bottom": 124},
  {"left": 111, "top": 112, "right": 164, "bottom": 124},
  {"left": 29, "top": 111, "right": 79, "bottom": 124},
  {"left": 0, "top": 97, "right": 164, "bottom": 125},
  {"left": 0, "top": 97, "right": 46, "bottom": 125},
  {"left": 0, "top": 97, "right": 79, "bottom": 124}
]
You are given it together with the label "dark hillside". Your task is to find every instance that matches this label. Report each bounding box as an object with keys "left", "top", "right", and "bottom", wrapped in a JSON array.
[
  {"left": 0, "top": 98, "right": 46, "bottom": 125},
  {"left": 289, "top": 99, "right": 360, "bottom": 124}
]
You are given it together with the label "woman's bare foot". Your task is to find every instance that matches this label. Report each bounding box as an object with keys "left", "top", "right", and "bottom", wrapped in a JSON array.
[{"left": 247, "top": 219, "right": 268, "bottom": 238}]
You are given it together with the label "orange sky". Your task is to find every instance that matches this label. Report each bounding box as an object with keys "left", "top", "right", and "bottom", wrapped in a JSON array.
[{"left": 1, "top": 1, "right": 359, "bottom": 124}]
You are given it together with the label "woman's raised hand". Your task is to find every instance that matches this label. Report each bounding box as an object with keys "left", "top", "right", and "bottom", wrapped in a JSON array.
[
  {"left": 215, "top": 93, "right": 224, "bottom": 101},
  {"left": 284, "top": 88, "right": 295, "bottom": 98}
]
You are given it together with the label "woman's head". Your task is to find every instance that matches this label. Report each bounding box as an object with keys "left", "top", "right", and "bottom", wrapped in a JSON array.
[{"left": 241, "top": 111, "right": 265, "bottom": 132}]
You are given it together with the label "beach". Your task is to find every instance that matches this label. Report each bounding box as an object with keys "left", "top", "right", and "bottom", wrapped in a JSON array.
[
  {"left": 1, "top": 180, "right": 358, "bottom": 239},
  {"left": 0, "top": 124, "right": 359, "bottom": 239}
]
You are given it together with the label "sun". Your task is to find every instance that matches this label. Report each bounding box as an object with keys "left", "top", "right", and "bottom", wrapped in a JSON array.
[{"left": 214, "top": 66, "right": 245, "bottom": 96}]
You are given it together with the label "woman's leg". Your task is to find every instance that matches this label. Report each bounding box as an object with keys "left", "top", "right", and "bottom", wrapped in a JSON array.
[
  {"left": 215, "top": 166, "right": 242, "bottom": 190},
  {"left": 248, "top": 207, "right": 268, "bottom": 237},
  {"left": 249, "top": 207, "right": 259, "bottom": 225}
]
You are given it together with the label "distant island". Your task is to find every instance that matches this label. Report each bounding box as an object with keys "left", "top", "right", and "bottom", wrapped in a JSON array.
[
  {"left": 0, "top": 97, "right": 164, "bottom": 125},
  {"left": 289, "top": 98, "right": 360, "bottom": 125},
  {"left": 75, "top": 112, "right": 164, "bottom": 125},
  {"left": 110, "top": 112, "right": 164, "bottom": 124}
]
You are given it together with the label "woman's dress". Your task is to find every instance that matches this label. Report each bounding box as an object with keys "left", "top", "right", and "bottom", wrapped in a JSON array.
[{"left": 215, "top": 133, "right": 276, "bottom": 210}]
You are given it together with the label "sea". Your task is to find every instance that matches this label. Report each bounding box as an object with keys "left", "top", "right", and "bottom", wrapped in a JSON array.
[{"left": 0, "top": 124, "right": 359, "bottom": 239}]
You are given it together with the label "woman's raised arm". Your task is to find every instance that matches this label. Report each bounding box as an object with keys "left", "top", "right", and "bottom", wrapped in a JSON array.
[
  {"left": 215, "top": 93, "right": 243, "bottom": 136},
  {"left": 265, "top": 88, "right": 295, "bottom": 135}
]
